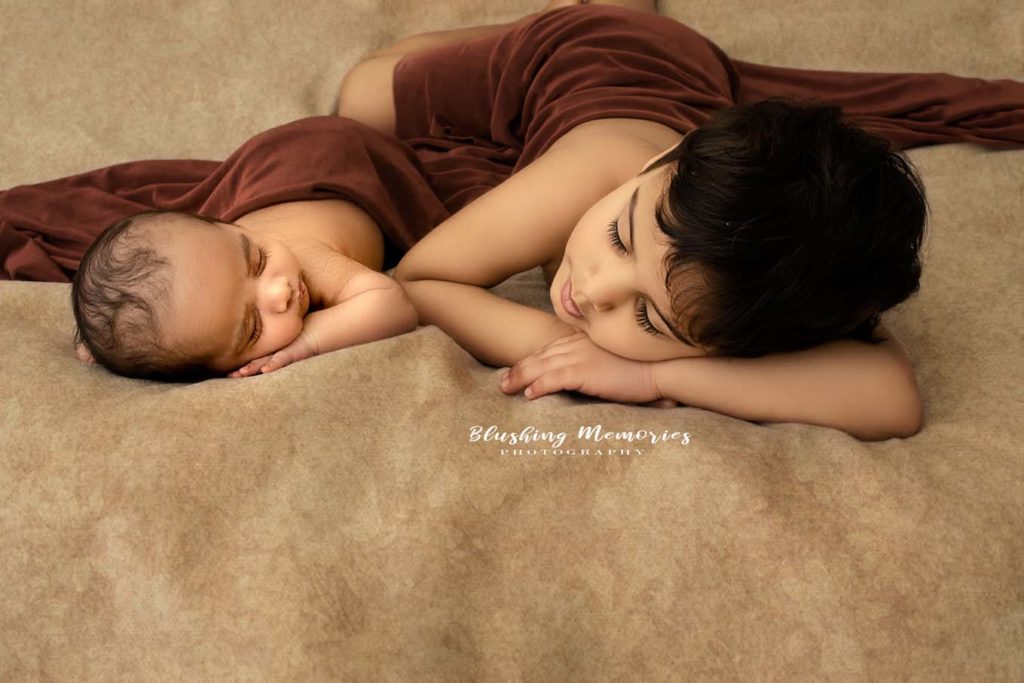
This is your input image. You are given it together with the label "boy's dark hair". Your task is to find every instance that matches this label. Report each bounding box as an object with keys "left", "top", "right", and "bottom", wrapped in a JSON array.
[
  {"left": 648, "top": 96, "right": 928, "bottom": 357},
  {"left": 71, "top": 210, "right": 225, "bottom": 382}
]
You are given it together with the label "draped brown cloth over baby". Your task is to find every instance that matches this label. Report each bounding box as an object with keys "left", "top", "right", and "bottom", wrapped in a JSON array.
[
  {"left": 0, "top": 117, "right": 450, "bottom": 281},
  {"left": 3, "top": 4, "right": 1023, "bottom": 282}
]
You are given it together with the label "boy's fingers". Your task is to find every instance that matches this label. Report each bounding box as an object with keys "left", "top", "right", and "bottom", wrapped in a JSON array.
[
  {"left": 643, "top": 398, "right": 678, "bottom": 408},
  {"left": 524, "top": 381, "right": 542, "bottom": 399},
  {"left": 501, "top": 366, "right": 526, "bottom": 392},
  {"left": 529, "top": 332, "right": 580, "bottom": 357},
  {"left": 525, "top": 377, "right": 557, "bottom": 400},
  {"left": 504, "top": 359, "right": 549, "bottom": 394}
]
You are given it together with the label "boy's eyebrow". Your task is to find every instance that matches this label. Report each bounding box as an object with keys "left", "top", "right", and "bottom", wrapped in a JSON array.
[
  {"left": 232, "top": 232, "right": 254, "bottom": 356},
  {"left": 628, "top": 184, "right": 695, "bottom": 346}
]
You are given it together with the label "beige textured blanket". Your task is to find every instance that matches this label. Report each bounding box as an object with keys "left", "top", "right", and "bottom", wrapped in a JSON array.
[{"left": 1, "top": 1, "right": 1021, "bottom": 679}]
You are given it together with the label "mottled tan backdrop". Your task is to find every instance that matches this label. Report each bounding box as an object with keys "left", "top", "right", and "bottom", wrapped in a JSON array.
[{"left": 1, "top": 1, "right": 1022, "bottom": 680}]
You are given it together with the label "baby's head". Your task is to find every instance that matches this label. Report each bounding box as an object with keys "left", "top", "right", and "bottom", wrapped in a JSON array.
[
  {"left": 72, "top": 211, "right": 309, "bottom": 381},
  {"left": 552, "top": 96, "right": 927, "bottom": 361}
]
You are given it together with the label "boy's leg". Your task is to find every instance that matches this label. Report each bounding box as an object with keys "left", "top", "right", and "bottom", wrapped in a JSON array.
[
  {"left": 334, "top": 0, "right": 657, "bottom": 136},
  {"left": 335, "top": 55, "right": 402, "bottom": 136},
  {"left": 335, "top": 17, "right": 534, "bottom": 134}
]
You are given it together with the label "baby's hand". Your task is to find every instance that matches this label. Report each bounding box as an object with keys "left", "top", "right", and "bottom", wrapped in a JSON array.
[
  {"left": 228, "top": 330, "right": 319, "bottom": 378},
  {"left": 499, "top": 331, "right": 677, "bottom": 407}
]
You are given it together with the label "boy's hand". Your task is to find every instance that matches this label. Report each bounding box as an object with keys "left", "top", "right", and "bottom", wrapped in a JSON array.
[
  {"left": 499, "top": 331, "right": 678, "bottom": 407},
  {"left": 228, "top": 330, "right": 319, "bottom": 378}
]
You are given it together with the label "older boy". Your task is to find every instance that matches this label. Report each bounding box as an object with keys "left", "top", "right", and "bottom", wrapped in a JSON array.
[{"left": 333, "top": 1, "right": 1023, "bottom": 439}]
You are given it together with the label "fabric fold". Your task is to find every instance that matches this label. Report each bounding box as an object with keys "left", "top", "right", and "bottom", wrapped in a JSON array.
[
  {"left": 0, "top": 116, "right": 450, "bottom": 281},
  {"left": 393, "top": 5, "right": 1024, "bottom": 213}
]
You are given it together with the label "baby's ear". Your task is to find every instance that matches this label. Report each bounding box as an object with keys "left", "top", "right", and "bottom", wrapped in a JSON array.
[{"left": 74, "top": 342, "right": 97, "bottom": 364}]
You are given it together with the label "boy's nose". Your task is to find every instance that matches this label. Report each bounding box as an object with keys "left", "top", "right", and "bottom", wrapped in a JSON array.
[{"left": 580, "top": 264, "right": 631, "bottom": 313}]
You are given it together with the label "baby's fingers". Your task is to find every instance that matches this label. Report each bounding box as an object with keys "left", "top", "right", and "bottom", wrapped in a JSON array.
[
  {"left": 259, "top": 353, "right": 292, "bottom": 374},
  {"left": 232, "top": 355, "right": 272, "bottom": 377}
]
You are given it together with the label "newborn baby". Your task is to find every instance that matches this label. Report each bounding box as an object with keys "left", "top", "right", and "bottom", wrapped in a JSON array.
[{"left": 73, "top": 198, "right": 417, "bottom": 382}]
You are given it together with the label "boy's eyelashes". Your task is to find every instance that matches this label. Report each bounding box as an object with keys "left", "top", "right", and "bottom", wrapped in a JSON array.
[
  {"left": 604, "top": 216, "right": 661, "bottom": 337},
  {"left": 607, "top": 218, "right": 627, "bottom": 253},
  {"left": 635, "top": 299, "right": 660, "bottom": 336}
]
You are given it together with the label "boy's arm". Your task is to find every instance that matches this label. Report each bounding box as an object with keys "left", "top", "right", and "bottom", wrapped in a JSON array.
[
  {"left": 650, "top": 324, "right": 923, "bottom": 440},
  {"left": 400, "top": 279, "right": 576, "bottom": 368},
  {"left": 394, "top": 127, "right": 647, "bottom": 287},
  {"left": 393, "top": 125, "right": 658, "bottom": 366}
]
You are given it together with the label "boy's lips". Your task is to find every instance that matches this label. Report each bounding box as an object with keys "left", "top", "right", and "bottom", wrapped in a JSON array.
[{"left": 561, "top": 277, "right": 584, "bottom": 319}]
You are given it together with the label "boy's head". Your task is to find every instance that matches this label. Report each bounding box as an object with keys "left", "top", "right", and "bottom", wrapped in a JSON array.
[
  {"left": 72, "top": 211, "right": 309, "bottom": 382},
  {"left": 552, "top": 96, "right": 928, "bottom": 361}
]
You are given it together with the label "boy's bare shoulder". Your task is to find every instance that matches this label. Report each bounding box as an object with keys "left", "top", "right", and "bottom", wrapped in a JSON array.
[
  {"left": 555, "top": 118, "right": 685, "bottom": 167},
  {"left": 526, "top": 118, "right": 684, "bottom": 195}
]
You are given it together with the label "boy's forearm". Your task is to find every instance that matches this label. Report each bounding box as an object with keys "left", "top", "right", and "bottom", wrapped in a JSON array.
[
  {"left": 400, "top": 279, "right": 576, "bottom": 368},
  {"left": 652, "top": 338, "right": 924, "bottom": 441},
  {"left": 302, "top": 286, "right": 418, "bottom": 355}
]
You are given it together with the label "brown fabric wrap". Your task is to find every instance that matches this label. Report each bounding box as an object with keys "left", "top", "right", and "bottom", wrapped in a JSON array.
[
  {"left": 4, "top": 6, "right": 1023, "bottom": 282},
  {"left": 394, "top": 5, "right": 1024, "bottom": 211},
  {"left": 0, "top": 116, "right": 450, "bottom": 281}
]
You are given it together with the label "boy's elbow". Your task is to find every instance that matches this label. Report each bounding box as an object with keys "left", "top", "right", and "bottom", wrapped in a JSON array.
[
  {"left": 849, "top": 358, "right": 923, "bottom": 441},
  {"left": 896, "top": 381, "right": 924, "bottom": 438},
  {"left": 389, "top": 284, "right": 419, "bottom": 333},
  {"left": 392, "top": 261, "right": 417, "bottom": 284},
  {"left": 399, "top": 297, "right": 419, "bottom": 333},
  {"left": 885, "top": 361, "right": 925, "bottom": 439}
]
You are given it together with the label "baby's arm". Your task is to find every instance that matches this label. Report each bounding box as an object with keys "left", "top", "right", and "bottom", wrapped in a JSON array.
[
  {"left": 649, "top": 324, "right": 923, "bottom": 440},
  {"left": 300, "top": 268, "right": 418, "bottom": 355},
  {"left": 232, "top": 249, "right": 417, "bottom": 377}
]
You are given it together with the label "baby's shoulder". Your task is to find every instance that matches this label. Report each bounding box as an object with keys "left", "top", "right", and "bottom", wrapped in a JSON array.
[{"left": 236, "top": 198, "right": 384, "bottom": 270}]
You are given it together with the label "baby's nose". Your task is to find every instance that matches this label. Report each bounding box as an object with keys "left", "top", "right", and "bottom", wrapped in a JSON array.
[{"left": 270, "top": 277, "right": 293, "bottom": 313}]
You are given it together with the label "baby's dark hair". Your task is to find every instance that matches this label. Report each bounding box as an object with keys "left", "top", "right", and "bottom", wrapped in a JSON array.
[
  {"left": 71, "top": 210, "right": 224, "bottom": 382},
  {"left": 649, "top": 96, "right": 928, "bottom": 357}
]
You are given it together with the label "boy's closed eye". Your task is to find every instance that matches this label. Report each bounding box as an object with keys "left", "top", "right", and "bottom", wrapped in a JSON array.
[
  {"left": 594, "top": 180, "right": 700, "bottom": 350},
  {"left": 606, "top": 214, "right": 664, "bottom": 338}
]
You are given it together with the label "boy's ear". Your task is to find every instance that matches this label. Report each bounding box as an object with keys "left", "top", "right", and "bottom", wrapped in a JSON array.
[
  {"left": 641, "top": 146, "right": 676, "bottom": 174},
  {"left": 75, "top": 342, "right": 97, "bottom": 364},
  {"left": 641, "top": 130, "right": 691, "bottom": 173}
]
